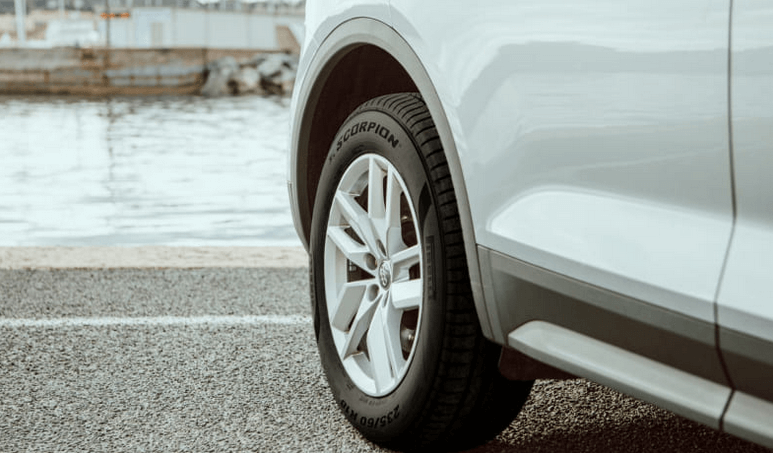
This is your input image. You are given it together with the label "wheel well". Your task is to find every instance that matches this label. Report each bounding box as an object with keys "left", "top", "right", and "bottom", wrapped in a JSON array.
[{"left": 297, "top": 44, "right": 418, "bottom": 245}]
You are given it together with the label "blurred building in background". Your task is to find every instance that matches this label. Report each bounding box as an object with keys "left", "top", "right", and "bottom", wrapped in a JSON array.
[{"left": 0, "top": 0, "right": 303, "bottom": 50}]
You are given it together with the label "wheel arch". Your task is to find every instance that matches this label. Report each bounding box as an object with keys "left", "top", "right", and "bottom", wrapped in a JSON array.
[{"left": 290, "top": 17, "right": 495, "bottom": 339}]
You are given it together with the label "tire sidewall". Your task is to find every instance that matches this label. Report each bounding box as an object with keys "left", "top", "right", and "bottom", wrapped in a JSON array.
[{"left": 310, "top": 108, "right": 446, "bottom": 441}]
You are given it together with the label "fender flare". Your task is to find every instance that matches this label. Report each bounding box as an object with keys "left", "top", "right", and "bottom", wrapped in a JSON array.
[{"left": 289, "top": 17, "right": 494, "bottom": 339}]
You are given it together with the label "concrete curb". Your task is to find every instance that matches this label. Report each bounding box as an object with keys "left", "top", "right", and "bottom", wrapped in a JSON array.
[{"left": 0, "top": 246, "right": 309, "bottom": 269}]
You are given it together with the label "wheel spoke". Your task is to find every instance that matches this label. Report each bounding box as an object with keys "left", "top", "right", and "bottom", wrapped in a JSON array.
[
  {"left": 383, "top": 297, "right": 407, "bottom": 369},
  {"left": 339, "top": 294, "right": 379, "bottom": 360},
  {"left": 384, "top": 167, "right": 405, "bottom": 255},
  {"left": 334, "top": 191, "right": 380, "bottom": 257},
  {"left": 330, "top": 280, "right": 371, "bottom": 331},
  {"left": 392, "top": 244, "right": 421, "bottom": 281},
  {"left": 385, "top": 167, "right": 402, "bottom": 229},
  {"left": 327, "top": 226, "right": 375, "bottom": 275},
  {"left": 366, "top": 303, "right": 404, "bottom": 393},
  {"left": 368, "top": 157, "right": 386, "bottom": 222},
  {"left": 391, "top": 280, "right": 422, "bottom": 310}
]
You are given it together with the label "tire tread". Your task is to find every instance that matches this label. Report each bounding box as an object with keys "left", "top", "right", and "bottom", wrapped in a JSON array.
[
  {"left": 317, "top": 92, "right": 532, "bottom": 452},
  {"left": 344, "top": 93, "right": 532, "bottom": 451}
]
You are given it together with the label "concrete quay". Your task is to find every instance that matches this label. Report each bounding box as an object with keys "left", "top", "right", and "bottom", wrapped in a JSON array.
[{"left": 0, "top": 46, "right": 294, "bottom": 95}]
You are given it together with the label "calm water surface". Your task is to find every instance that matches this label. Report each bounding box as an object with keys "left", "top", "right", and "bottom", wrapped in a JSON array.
[{"left": 0, "top": 95, "right": 301, "bottom": 246}]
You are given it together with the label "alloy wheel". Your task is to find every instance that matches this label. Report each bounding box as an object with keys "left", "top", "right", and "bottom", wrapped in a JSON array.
[{"left": 323, "top": 153, "right": 423, "bottom": 397}]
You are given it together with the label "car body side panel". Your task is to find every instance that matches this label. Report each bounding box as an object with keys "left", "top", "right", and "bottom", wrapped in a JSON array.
[
  {"left": 717, "top": 0, "right": 773, "bottom": 402},
  {"left": 389, "top": 0, "right": 733, "bottom": 323},
  {"left": 480, "top": 247, "right": 729, "bottom": 386},
  {"left": 293, "top": 1, "right": 773, "bottom": 448}
]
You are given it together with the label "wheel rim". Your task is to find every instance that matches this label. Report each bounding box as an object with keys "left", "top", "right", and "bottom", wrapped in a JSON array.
[{"left": 324, "top": 153, "right": 423, "bottom": 397}]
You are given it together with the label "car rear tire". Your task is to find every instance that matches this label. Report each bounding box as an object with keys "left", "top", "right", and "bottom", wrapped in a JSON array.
[{"left": 310, "top": 93, "right": 533, "bottom": 451}]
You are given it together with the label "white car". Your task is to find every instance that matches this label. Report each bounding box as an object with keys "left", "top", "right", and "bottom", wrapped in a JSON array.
[{"left": 288, "top": 1, "right": 773, "bottom": 450}]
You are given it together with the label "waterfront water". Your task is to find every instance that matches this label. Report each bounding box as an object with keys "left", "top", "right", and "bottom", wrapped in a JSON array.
[{"left": 0, "top": 95, "right": 302, "bottom": 246}]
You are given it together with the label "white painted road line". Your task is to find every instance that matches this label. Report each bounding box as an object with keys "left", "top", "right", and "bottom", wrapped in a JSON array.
[{"left": 0, "top": 315, "right": 312, "bottom": 328}]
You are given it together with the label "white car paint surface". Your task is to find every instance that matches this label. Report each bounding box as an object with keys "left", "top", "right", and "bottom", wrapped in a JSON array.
[{"left": 389, "top": 0, "right": 733, "bottom": 323}]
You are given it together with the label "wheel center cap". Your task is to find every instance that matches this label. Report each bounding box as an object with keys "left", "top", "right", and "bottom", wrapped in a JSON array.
[{"left": 378, "top": 261, "right": 393, "bottom": 289}]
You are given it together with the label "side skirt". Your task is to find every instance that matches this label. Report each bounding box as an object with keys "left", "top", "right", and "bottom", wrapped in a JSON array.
[{"left": 508, "top": 320, "right": 730, "bottom": 429}]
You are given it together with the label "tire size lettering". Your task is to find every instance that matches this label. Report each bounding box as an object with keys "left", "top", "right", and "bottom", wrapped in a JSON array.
[
  {"left": 340, "top": 399, "right": 358, "bottom": 421},
  {"left": 336, "top": 121, "right": 400, "bottom": 151},
  {"left": 354, "top": 405, "right": 400, "bottom": 429}
]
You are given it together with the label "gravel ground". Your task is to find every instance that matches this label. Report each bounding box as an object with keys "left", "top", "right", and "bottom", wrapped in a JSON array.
[{"left": 0, "top": 268, "right": 768, "bottom": 452}]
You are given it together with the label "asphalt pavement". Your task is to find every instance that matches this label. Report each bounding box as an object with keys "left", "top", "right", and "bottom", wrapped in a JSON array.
[{"left": 0, "top": 265, "right": 768, "bottom": 452}]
